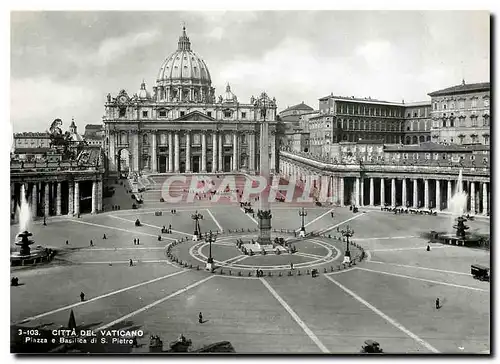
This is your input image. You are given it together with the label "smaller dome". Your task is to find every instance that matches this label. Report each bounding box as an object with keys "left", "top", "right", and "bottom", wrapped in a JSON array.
[
  {"left": 69, "top": 133, "right": 84, "bottom": 143},
  {"left": 137, "top": 80, "right": 151, "bottom": 100},
  {"left": 222, "top": 83, "right": 237, "bottom": 103}
]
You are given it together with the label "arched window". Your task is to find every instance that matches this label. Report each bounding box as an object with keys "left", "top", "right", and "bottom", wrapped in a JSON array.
[
  {"left": 143, "top": 134, "right": 148, "bottom": 144},
  {"left": 412, "top": 136, "right": 418, "bottom": 144}
]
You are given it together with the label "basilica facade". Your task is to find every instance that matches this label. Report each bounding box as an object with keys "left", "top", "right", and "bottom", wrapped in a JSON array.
[{"left": 103, "top": 27, "right": 278, "bottom": 175}]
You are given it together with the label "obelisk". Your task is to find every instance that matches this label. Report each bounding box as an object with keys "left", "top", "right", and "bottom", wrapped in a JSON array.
[{"left": 257, "top": 112, "right": 272, "bottom": 245}]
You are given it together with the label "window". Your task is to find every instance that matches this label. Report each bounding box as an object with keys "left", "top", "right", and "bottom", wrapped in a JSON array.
[
  {"left": 433, "top": 153, "right": 439, "bottom": 160},
  {"left": 119, "top": 108, "right": 126, "bottom": 117},
  {"left": 413, "top": 112, "right": 417, "bottom": 117},
  {"left": 442, "top": 120, "right": 446, "bottom": 128},
  {"left": 471, "top": 98, "right": 477, "bottom": 108},
  {"left": 484, "top": 135, "right": 490, "bottom": 144},
  {"left": 443, "top": 104, "right": 447, "bottom": 110},
  {"left": 425, "top": 153, "right": 430, "bottom": 160},
  {"left": 450, "top": 138, "right": 454, "bottom": 143},
  {"left": 407, "top": 112, "right": 410, "bottom": 117},
  {"left": 472, "top": 117, "right": 477, "bottom": 127},
  {"left": 484, "top": 98, "right": 490, "bottom": 107},
  {"left": 159, "top": 110, "right": 167, "bottom": 117},
  {"left": 433, "top": 103, "right": 437, "bottom": 110},
  {"left": 180, "top": 111, "right": 185, "bottom": 117},
  {"left": 142, "top": 111, "right": 148, "bottom": 118},
  {"left": 483, "top": 117, "right": 489, "bottom": 127},
  {"left": 207, "top": 111, "right": 212, "bottom": 118},
  {"left": 224, "top": 111, "right": 232, "bottom": 118},
  {"left": 459, "top": 100, "right": 465, "bottom": 109},
  {"left": 241, "top": 112, "right": 246, "bottom": 119},
  {"left": 450, "top": 119, "right": 454, "bottom": 127}
]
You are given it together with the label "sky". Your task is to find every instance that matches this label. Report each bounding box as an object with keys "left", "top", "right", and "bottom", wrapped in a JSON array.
[{"left": 10, "top": 10, "right": 490, "bottom": 133}]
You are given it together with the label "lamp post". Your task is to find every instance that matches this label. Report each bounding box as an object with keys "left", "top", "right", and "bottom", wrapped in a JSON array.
[
  {"left": 298, "top": 207, "right": 307, "bottom": 237},
  {"left": 205, "top": 230, "right": 216, "bottom": 271},
  {"left": 191, "top": 210, "right": 203, "bottom": 241},
  {"left": 340, "top": 225, "right": 354, "bottom": 263}
]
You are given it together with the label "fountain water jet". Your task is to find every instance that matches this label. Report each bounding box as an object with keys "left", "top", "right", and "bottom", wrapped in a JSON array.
[
  {"left": 18, "top": 184, "right": 31, "bottom": 233},
  {"left": 448, "top": 169, "right": 468, "bottom": 232}
]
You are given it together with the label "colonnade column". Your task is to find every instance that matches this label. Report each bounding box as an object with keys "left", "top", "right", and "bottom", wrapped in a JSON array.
[
  {"left": 435, "top": 180, "right": 441, "bottom": 211},
  {"left": 174, "top": 132, "right": 180, "bottom": 173},
  {"left": 185, "top": 132, "right": 191, "bottom": 173},
  {"left": 470, "top": 181, "right": 476, "bottom": 214},
  {"left": 402, "top": 178, "right": 407, "bottom": 207},
  {"left": 168, "top": 133, "right": 174, "bottom": 173},
  {"left": 31, "top": 183, "right": 38, "bottom": 218},
  {"left": 212, "top": 133, "right": 217, "bottom": 173},
  {"left": 44, "top": 183, "right": 50, "bottom": 217},
  {"left": 413, "top": 179, "right": 418, "bottom": 208},
  {"left": 151, "top": 132, "right": 157, "bottom": 172},
  {"left": 447, "top": 180, "right": 452, "bottom": 210},
  {"left": 339, "top": 177, "right": 344, "bottom": 206},
  {"left": 380, "top": 178, "right": 385, "bottom": 206},
  {"left": 482, "top": 183, "right": 488, "bottom": 215},
  {"left": 56, "top": 182, "right": 62, "bottom": 215},
  {"left": 369, "top": 178, "right": 374, "bottom": 206},
  {"left": 355, "top": 177, "right": 360, "bottom": 206},
  {"left": 97, "top": 180, "right": 103, "bottom": 212},
  {"left": 91, "top": 181, "right": 97, "bottom": 214},
  {"left": 424, "top": 179, "right": 429, "bottom": 209},
  {"left": 68, "top": 182, "right": 74, "bottom": 216},
  {"left": 218, "top": 134, "right": 223, "bottom": 172},
  {"left": 391, "top": 178, "right": 396, "bottom": 207},
  {"left": 74, "top": 181, "right": 80, "bottom": 216},
  {"left": 360, "top": 178, "right": 364, "bottom": 206}
]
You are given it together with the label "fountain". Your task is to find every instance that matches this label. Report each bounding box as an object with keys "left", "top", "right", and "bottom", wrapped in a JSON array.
[
  {"left": 11, "top": 184, "right": 53, "bottom": 266},
  {"left": 428, "top": 169, "right": 487, "bottom": 248}
]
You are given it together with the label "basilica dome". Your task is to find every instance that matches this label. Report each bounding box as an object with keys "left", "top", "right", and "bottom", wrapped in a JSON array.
[{"left": 157, "top": 27, "right": 212, "bottom": 86}]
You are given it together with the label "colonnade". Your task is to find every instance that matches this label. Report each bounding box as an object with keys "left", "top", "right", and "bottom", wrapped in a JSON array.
[
  {"left": 280, "top": 160, "right": 490, "bottom": 215},
  {"left": 10, "top": 179, "right": 103, "bottom": 220}
]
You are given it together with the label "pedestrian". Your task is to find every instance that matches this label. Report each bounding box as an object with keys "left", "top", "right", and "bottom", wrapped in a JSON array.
[
  {"left": 137, "top": 238, "right": 140, "bottom": 245},
  {"left": 129, "top": 259, "right": 133, "bottom": 267},
  {"left": 90, "top": 240, "right": 93, "bottom": 247},
  {"left": 66, "top": 240, "right": 69, "bottom": 245},
  {"left": 427, "top": 245, "right": 431, "bottom": 251},
  {"left": 43, "top": 217, "right": 47, "bottom": 226},
  {"left": 80, "top": 292, "right": 85, "bottom": 302},
  {"left": 103, "top": 234, "right": 107, "bottom": 239},
  {"left": 134, "top": 238, "right": 137, "bottom": 245},
  {"left": 435, "top": 298, "right": 440, "bottom": 309},
  {"left": 290, "top": 262, "right": 294, "bottom": 270},
  {"left": 198, "top": 312, "right": 203, "bottom": 324}
]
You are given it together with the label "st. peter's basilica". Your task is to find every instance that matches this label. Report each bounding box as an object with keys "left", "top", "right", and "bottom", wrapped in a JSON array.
[{"left": 103, "top": 27, "right": 278, "bottom": 176}]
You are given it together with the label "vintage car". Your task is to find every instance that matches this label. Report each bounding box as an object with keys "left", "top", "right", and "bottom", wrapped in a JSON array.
[
  {"left": 471, "top": 264, "right": 490, "bottom": 281},
  {"left": 361, "top": 340, "right": 383, "bottom": 353}
]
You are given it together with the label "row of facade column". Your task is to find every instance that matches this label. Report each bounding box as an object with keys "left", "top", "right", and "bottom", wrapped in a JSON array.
[
  {"left": 11, "top": 180, "right": 103, "bottom": 219},
  {"left": 280, "top": 161, "right": 489, "bottom": 215},
  {"left": 110, "top": 130, "right": 267, "bottom": 173}
]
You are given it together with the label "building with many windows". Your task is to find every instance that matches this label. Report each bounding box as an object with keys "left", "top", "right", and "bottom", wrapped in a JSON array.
[
  {"left": 103, "top": 27, "right": 278, "bottom": 175},
  {"left": 429, "top": 81, "right": 490, "bottom": 145},
  {"left": 309, "top": 95, "right": 406, "bottom": 157},
  {"left": 403, "top": 101, "right": 432, "bottom": 145}
]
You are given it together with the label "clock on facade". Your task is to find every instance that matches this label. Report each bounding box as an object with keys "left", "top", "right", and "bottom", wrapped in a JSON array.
[{"left": 118, "top": 95, "right": 128, "bottom": 104}]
